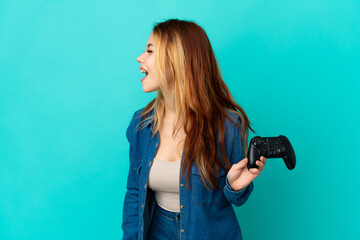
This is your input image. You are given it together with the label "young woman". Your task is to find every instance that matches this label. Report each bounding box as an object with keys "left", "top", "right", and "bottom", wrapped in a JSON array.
[{"left": 122, "top": 18, "right": 266, "bottom": 240}]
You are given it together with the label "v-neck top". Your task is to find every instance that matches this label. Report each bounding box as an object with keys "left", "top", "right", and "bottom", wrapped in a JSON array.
[{"left": 148, "top": 158, "right": 181, "bottom": 212}]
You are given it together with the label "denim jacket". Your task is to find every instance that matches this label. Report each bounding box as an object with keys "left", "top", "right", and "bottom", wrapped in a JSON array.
[{"left": 122, "top": 107, "right": 254, "bottom": 240}]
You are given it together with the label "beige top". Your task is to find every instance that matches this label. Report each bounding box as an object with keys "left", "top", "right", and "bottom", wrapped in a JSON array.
[{"left": 148, "top": 158, "right": 181, "bottom": 212}]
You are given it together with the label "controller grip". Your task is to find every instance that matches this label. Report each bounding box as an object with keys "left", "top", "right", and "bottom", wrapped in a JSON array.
[{"left": 247, "top": 142, "right": 261, "bottom": 169}]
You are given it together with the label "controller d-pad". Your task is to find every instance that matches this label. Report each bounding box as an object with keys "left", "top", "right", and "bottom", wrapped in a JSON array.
[{"left": 254, "top": 139, "right": 262, "bottom": 146}]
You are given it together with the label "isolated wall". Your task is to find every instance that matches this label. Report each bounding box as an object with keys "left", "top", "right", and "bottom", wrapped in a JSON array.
[{"left": 0, "top": 0, "right": 359, "bottom": 239}]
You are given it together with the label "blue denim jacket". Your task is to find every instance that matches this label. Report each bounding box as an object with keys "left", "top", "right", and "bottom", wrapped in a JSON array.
[{"left": 122, "top": 107, "right": 254, "bottom": 240}]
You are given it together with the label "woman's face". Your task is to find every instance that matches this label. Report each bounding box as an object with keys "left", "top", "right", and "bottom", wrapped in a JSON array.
[{"left": 136, "top": 32, "right": 159, "bottom": 93}]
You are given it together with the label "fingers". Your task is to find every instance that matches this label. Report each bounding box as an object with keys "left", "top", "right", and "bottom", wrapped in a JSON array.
[
  {"left": 233, "top": 158, "right": 248, "bottom": 170},
  {"left": 249, "top": 168, "right": 261, "bottom": 176},
  {"left": 233, "top": 157, "right": 266, "bottom": 173},
  {"left": 256, "top": 160, "right": 264, "bottom": 171},
  {"left": 247, "top": 156, "right": 267, "bottom": 178},
  {"left": 256, "top": 156, "right": 267, "bottom": 171},
  {"left": 260, "top": 156, "right": 267, "bottom": 165}
]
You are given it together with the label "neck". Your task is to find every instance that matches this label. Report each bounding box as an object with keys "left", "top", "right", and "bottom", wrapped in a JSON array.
[
  {"left": 163, "top": 91, "right": 176, "bottom": 121},
  {"left": 162, "top": 90, "right": 183, "bottom": 126}
]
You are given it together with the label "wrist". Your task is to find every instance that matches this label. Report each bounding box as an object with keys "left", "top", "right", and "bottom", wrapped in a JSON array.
[{"left": 226, "top": 176, "right": 246, "bottom": 192}]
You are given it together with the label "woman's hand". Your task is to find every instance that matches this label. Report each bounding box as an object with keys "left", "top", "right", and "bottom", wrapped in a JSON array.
[{"left": 227, "top": 157, "right": 266, "bottom": 191}]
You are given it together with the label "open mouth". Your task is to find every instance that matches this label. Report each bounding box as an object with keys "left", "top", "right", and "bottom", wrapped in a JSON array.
[
  {"left": 140, "top": 69, "right": 148, "bottom": 82},
  {"left": 140, "top": 69, "right": 148, "bottom": 76}
]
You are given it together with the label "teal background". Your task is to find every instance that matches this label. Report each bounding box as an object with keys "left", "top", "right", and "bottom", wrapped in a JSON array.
[{"left": 1, "top": 0, "right": 359, "bottom": 239}]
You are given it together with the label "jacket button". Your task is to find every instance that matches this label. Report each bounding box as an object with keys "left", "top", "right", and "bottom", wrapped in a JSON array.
[
  {"left": 142, "top": 204, "right": 144, "bottom": 208},
  {"left": 181, "top": 229, "right": 184, "bottom": 233},
  {"left": 180, "top": 205, "right": 184, "bottom": 209},
  {"left": 149, "top": 161, "right": 152, "bottom": 166},
  {"left": 144, "top": 184, "right": 147, "bottom": 188},
  {"left": 180, "top": 184, "right": 184, "bottom": 187}
]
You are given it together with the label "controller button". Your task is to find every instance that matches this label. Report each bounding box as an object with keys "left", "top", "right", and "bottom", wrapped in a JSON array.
[
  {"left": 254, "top": 139, "right": 262, "bottom": 146},
  {"left": 278, "top": 146, "right": 286, "bottom": 153}
]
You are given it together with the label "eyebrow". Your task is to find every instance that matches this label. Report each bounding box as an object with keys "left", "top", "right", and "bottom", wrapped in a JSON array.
[{"left": 147, "top": 43, "right": 154, "bottom": 48}]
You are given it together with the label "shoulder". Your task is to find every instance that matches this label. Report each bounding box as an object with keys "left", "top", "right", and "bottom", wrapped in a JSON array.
[
  {"left": 127, "top": 106, "right": 156, "bottom": 138},
  {"left": 224, "top": 108, "right": 242, "bottom": 130},
  {"left": 134, "top": 107, "right": 146, "bottom": 117},
  {"left": 131, "top": 107, "right": 146, "bottom": 124},
  {"left": 222, "top": 108, "right": 244, "bottom": 151},
  {"left": 126, "top": 107, "right": 149, "bottom": 145}
]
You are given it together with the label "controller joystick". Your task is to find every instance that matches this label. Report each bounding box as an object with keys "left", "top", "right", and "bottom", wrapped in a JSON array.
[{"left": 247, "top": 135, "right": 296, "bottom": 170}]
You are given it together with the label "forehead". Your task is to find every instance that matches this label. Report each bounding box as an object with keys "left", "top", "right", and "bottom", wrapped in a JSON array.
[{"left": 147, "top": 32, "right": 154, "bottom": 47}]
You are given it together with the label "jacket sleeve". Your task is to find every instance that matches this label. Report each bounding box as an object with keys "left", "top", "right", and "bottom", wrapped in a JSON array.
[
  {"left": 122, "top": 114, "right": 139, "bottom": 240},
  {"left": 223, "top": 114, "right": 254, "bottom": 207}
]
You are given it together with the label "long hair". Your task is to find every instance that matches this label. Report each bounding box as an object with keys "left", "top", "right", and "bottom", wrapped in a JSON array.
[{"left": 137, "top": 18, "right": 255, "bottom": 190}]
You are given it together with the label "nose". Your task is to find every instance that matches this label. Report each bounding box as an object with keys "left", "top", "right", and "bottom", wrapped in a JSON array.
[{"left": 136, "top": 51, "right": 145, "bottom": 63}]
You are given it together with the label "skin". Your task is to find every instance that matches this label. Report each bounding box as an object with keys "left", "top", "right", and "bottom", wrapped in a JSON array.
[
  {"left": 136, "top": 32, "right": 186, "bottom": 164},
  {"left": 227, "top": 157, "right": 267, "bottom": 191},
  {"left": 136, "top": 32, "right": 159, "bottom": 94},
  {"left": 136, "top": 32, "right": 178, "bottom": 123},
  {"left": 136, "top": 32, "right": 266, "bottom": 191}
]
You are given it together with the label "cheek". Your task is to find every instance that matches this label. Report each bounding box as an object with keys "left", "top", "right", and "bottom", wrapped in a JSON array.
[
  {"left": 148, "top": 66, "right": 157, "bottom": 80},
  {"left": 148, "top": 57, "right": 155, "bottom": 72},
  {"left": 149, "top": 66, "right": 155, "bottom": 77}
]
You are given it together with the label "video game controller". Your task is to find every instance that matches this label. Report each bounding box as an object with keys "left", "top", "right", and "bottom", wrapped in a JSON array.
[{"left": 247, "top": 135, "right": 296, "bottom": 170}]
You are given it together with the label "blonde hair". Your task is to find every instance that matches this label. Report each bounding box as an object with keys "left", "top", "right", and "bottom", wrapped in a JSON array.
[{"left": 137, "top": 19, "right": 255, "bottom": 190}]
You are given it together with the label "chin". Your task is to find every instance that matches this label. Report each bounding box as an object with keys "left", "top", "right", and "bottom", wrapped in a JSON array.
[
  {"left": 142, "top": 83, "right": 160, "bottom": 93},
  {"left": 142, "top": 87, "right": 158, "bottom": 93}
]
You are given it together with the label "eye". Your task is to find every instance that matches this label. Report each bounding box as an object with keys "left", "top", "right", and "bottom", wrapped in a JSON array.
[{"left": 147, "top": 50, "right": 153, "bottom": 53}]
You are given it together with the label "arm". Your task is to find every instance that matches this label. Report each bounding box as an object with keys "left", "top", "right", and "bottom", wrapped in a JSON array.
[
  {"left": 224, "top": 174, "right": 254, "bottom": 207},
  {"left": 223, "top": 115, "right": 254, "bottom": 207},
  {"left": 122, "top": 114, "right": 139, "bottom": 240}
]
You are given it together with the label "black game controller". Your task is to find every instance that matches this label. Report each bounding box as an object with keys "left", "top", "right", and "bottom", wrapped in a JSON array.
[{"left": 247, "top": 135, "right": 296, "bottom": 170}]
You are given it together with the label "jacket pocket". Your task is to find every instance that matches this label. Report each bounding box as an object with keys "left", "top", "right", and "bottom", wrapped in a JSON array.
[
  {"left": 131, "top": 158, "right": 142, "bottom": 174},
  {"left": 191, "top": 165, "right": 227, "bottom": 205}
]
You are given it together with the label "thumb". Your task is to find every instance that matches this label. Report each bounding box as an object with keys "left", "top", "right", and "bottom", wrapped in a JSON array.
[{"left": 233, "top": 158, "right": 248, "bottom": 170}]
